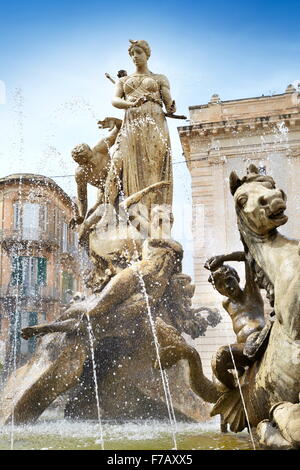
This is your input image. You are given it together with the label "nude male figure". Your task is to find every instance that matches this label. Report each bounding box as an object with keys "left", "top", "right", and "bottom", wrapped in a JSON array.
[
  {"left": 69, "top": 117, "right": 122, "bottom": 229},
  {"left": 205, "top": 252, "right": 269, "bottom": 389},
  {"left": 21, "top": 238, "right": 183, "bottom": 339}
]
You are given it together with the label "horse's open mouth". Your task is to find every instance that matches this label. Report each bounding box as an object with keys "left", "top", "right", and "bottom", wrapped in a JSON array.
[{"left": 269, "top": 207, "right": 286, "bottom": 220}]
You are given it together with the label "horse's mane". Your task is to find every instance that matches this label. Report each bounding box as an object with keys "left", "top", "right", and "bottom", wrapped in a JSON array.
[
  {"left": 229, "top": 163, "right": 276, "bottom": 196},
  {"left": 232, "top": 163, "right": 275, "bottom": 308},
  {"left": 239, "top": 234, "right": 275, "bottom": 307}
]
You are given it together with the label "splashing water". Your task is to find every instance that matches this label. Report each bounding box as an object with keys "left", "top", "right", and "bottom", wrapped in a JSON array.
[
  {"left": 86, "top": 316, "right": 105, "bottom": 449},
  {"left": 0, "top": 416, "right": 252, "bottom": 450},
  {"left": 9, "top": 175, "right": 25, "bottom": 450},
  {"left": 101, "top": 127, "right": 178, "bottom": 449}
]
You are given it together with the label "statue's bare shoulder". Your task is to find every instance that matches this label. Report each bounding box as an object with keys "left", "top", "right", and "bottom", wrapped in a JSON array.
[
  {"left": 75, "top": 165, "right": 88, "bottom": 182},
  {"left": 152, "top": 73, "right": 170, "bottom": 89},
  {"left": 222, "top": 298, "right": 230, "bottom": 311}
]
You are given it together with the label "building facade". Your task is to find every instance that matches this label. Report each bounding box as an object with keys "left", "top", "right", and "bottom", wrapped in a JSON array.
[
  {"left": 0, "top": 173, "right": 85, "bottom": 372},
  {"left": 178, "top": 84, "right": 300, "bottom": 377}
]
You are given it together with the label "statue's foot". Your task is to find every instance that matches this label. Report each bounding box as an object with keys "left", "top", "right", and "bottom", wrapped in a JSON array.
[
  {"left": 78, "top": 209, "right": 110, "bottom": 245},
  {"left": 21, "top": 319, "right": 82, "bottom": 340},
  {"left": 256, "top": 419, "right": 295, "bottom": 450},
  {"left": 243, "top": 320, "right": 273, "bottom": 360}
]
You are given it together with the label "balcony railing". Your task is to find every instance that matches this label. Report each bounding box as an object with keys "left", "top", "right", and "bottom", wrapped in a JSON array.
[
  {"left": 0, "top": 228, "right": 59, "bottom": 245},
  {"left": 0, "top": 229, "right": 79, "bottom": 256},
  {"left": 0, "top": 284, "right": 60, "bottom": 300}
]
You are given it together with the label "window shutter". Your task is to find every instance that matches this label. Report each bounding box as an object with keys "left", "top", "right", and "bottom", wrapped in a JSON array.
[
  {"left": 9, "top": 311, "right": 21, "bottom": 358},
  {"left": 39, "top": 205, "right": 48, "bottom": 232},
  {"left": 13, "top": 203, "right": 20, "bottom": 230},
  {"left": 11, "top": 257, "right": 23, "bottom": 285},
  {"left": 62, "top": 272, "right": 74, "bottom": 303},
  {"left": 37, "top": 258, "right": 47, "bottom": 285}
]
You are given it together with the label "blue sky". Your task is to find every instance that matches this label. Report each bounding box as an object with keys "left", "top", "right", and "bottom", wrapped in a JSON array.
[{"left": 1, "top": 0, "right": 300, "bottom": 274}]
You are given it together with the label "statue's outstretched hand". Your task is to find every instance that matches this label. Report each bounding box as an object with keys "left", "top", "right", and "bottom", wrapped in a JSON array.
[
  {"left": 97, "top": 117, "right": 122, "bottom": 131},
  {"left": 204, "top": 255, "right": 224, "bottom": 271}
]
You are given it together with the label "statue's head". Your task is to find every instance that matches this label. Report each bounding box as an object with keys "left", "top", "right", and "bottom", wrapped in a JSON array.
[
  {"left": 128, "top": 39, "right": 151, "bottom": 66},
  {"left": 230, "top": 164, "right": 288, "bottom": 236},
  {"left": 142, "top": 238, "right": 183, "bottom": 272},
  {"left": 208, "top": 264, "right": 241, "bottom": 298},
  {"left": 71, "top": 143, "right": 93, "bottom": 164},
  {"left": 168, "top": 273, "right": 195, "bottom": 303}
]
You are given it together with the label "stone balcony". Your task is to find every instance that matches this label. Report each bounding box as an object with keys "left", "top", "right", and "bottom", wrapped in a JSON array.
[
  {"left": 0, "top": 228, "right": 79, "bottom": 257},
  {"left": 0, "top": 284, "right": 60, "bottom": 301},
  {"left": 0, "top": 228, "right": 59, "bottom": 252}
]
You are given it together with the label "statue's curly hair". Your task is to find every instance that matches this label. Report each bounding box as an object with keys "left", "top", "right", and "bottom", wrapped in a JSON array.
[
  {"left": 128, "top": 39, "right": 151, "bottom": 59},
  {"left": 208, "top": 264, "right": 240, "bottom": 285}
]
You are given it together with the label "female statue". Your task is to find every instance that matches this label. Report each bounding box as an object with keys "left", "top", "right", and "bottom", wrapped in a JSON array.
[
  {"left": 77, "top": 40, "right": 176, "bottom": 242},
  {"left": 104, "top": 39, "right": 176, "bottom": 212}
]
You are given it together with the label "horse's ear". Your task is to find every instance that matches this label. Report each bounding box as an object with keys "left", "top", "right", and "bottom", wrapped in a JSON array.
[
  {"left": 229, "top": 171, "right": 241, "bottom": 195},
  {"left": 247, "top": 163, "right": 259, "bottom": 174}
]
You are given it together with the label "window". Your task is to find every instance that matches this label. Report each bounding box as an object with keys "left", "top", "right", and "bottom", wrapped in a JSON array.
[
  {"left": 9, "top": 310, "right": 39, "bottom": 362},
  {"left": 62, "top": 222, "right": 68, "bottom": 252},
  {"left": 12, "top": 202, "right": 48, "bottom": 240},
  {"left": 11, "top": 256, "right": 47, "bottom": 295},
  {"left": 22, "top": 203, "right": 40, "bottom": 240},
  {"left": 13, "top": 203, "right": 21, "bottom": 230},
  {"left": 62, "top": 271, "right": 74, "bottom": 304},
  {"left": 27, "top": 312, "right": 38, "bottom": 354}
]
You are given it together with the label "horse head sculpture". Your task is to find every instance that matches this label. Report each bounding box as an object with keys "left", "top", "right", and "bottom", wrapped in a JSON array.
[{"left": 230, "top": 164, "right": 288, "bottom": 237}]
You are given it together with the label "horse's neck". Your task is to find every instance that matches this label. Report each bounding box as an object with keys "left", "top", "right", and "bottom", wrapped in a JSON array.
[{"left": 241, "top": 230, "right": 297, "bottom": 284}]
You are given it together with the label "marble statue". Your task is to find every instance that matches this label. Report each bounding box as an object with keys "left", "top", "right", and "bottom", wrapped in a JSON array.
[
  {"left": 78, "top": 39, "right": 177, "bottom": 246},
  {"left": 103, "top": 39, "right": 175, "bottom": 211}
]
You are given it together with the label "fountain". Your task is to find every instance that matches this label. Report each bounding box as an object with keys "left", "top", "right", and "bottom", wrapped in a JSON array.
[
  {"left": 0, "top": 40, "right": 229, "bottom": 449},
  {"left": 2, "top": 39, "right": 299, "bottom": 453},
  {"left": 7, "top": 42, "right": 300, "bottom": 455}
]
